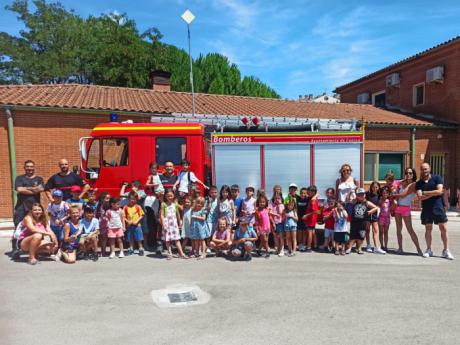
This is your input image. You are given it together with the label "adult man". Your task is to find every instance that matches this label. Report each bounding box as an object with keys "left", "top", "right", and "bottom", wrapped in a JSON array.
[
  {"left": 415, "top": 162, "right": 454, "bottom": 260},
  {"left": 14, "top": 160, "right": 44, "bottom": 227},
  {"left": 159, "top": 161, "right": 177, "bottom": 190},
  {"left": 45, "top": 159, "right": 89, "bottom": 202}
]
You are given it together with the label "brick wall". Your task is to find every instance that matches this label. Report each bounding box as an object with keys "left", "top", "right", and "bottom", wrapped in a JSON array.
[{"left": 337, "top": 41, "right": 460, "bottom": 124}]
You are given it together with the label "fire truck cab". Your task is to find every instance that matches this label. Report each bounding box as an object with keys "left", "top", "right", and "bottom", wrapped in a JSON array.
[{"left": 79, "top": 122, "right": 208, "bottom": 196}]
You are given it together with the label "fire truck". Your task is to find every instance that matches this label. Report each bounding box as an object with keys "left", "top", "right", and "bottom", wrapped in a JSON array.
[{"left": 79, "top": 114, "right": 364, "bottom": 197}]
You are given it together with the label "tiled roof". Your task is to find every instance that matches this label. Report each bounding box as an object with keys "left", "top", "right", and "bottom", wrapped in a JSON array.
[
  {"left": 0, "top": 83, "right": 443, "bottom": 126},
  {"left": 335, "top": 36, "right": 460, "bottom": 92}
]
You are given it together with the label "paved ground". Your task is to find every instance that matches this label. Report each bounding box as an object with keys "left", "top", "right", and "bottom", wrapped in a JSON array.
[{"left": 1, "top": 216, "right": 460, "bottom": 345}]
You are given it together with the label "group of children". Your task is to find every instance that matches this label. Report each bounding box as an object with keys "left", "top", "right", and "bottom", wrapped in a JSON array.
[{"left": 37, "top": 159, "right": 407, "bottom": 263}]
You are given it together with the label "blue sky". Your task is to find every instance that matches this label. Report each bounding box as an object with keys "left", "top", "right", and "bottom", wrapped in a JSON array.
[{"left": 1, "top": 0, "right": 459, "bottom": 98}]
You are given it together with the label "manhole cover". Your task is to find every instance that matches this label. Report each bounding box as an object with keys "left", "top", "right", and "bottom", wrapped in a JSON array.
[{"left": 151, "top": 285, "right": 211, "bottom": 308}]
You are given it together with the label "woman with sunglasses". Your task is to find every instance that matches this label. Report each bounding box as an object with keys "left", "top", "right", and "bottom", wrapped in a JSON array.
[
  {"left": 335, "top": 163, "right": 360, "bottom": 216},
  {"left": 392, "top": 167, "right": 423, "bottom": 256}
]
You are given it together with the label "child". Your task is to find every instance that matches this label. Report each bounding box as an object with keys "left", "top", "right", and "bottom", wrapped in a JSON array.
[
  {"left": 317, "top": 187, "right": 336, "bottom": 225},
  {"left": 255, "top": 194, "right": 271, "bottom": 258},
  {"left": 333, "top": 202, "right": 349, "bottom": 255},
  {"left": 348, "top": 188, "right": 378, "bottom": 255},
  {"left": 123, "top": 191, "right": 145, "bottom": 256},
  {"left": 47, "top": 189, "right": 69, "bottom": 246},
  {"left": 83, "top": 189, "right": 98, "bottom": 212},
  {"left": 241, "top": 186, "right": 256, "bottom": 230},
  {"left": 181, "top": 196, "right": 193, "bottom": 253},
  {"left": 284, "top": 183, "right": 298, "bottom": 206},
  {"left": 120, "top": 180, "right": 146, "bottom": 207},
  {"left": 231, "top": 184, "right": 243, "bottom": 223},
  {"left": 303, "top": 185, "right": 319, "bottom": 252},
  {"left": 231, "top": 218, "right": 258, "bottom": 261},
  {"left": 209, "top": 218, "right": 232, "bottom": 256},
  {"left": 296, "top": 187, "right": 309, "bottom": 251},
  {"left": 189, "top": 196, "right": 209, "bottom": 260},
  {"left": 96, "top": 192, "right": 110, "bottom": 257},
  {"left": 378, "top": 187, "right": 392, "bottom": 253},
  {"left": 106, "top": 197, "right": 126, "bottom": 259},
  {"left": 61, "top": 206, "right": 83, "bottom": 264},
  {"left": 145, "top": 162, "right": 165, "bottom": 196},
  {"left": 205, "top": 186, "right": 219, "bottom": 236},
  {"left": 161, "top": 190, "right": 186, "bottom": 260},
  {"left": 66, "top": 185, "right": 85, "bottom": 211},
  {"left": 79, "top": 206, "right": 100, "bottom": 261},
  {"left": 366, "top": 182, "right": 385, "bottom": 254},
  {"left": 284, "top": 200, "right": 298, "bottom": 257},
  {"left": 173, "top": 159, "right": 208, "bottom": 197},
  {"left": 217, "top": 185, "right": 236, "bottom": 230},
  {"left": 269, "top": 194, "right": 285, "bottom": 256},
  {"left": 320, "top": 199, "right": 336, "bottom": 252},
  {"left": 271, "top": 185, "right": 283, "bottom": 201}
]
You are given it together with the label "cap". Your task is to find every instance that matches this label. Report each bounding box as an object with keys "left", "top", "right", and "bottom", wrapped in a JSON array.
[
  {"left": 70, "top": 185, "right": 82, "bottom": 192},
  {"left": 245, "top": 185, "right": 255, "bottom": 192},
  {"left": 239, "top": 216, "right": 250, "bottom": 225},
  {"left": 288, "top": 183, "right": 298, "bottom": 189},
  {"left": 356, "top": 188, "right": 365, "bottom": 194},
  {"left": 52, "top": 190, "right": 63, "bottom": 197}
]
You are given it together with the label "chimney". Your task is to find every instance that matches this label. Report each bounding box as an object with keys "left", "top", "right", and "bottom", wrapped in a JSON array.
[{"left": 150, "top": 70, "right": 171, "bottom": 92}]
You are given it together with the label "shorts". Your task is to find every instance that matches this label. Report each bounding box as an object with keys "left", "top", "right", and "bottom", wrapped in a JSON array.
[
  {"left": 107, "top": 228, "right": 124, "bottom": 239},
  {"left": 127, "top": 225, "right": 144, "bottom": 242},
  {"left": 378, "top": 216, "right": 391, "bottom": 226},
  {"left": 334, "top": 232, "right": 349, "bottom": 244},
  {"left": 324, "top": 228, "right": 334, "bottom": 238},
  {"left": 304, "top": 215, "right": 318, "bottom": 229},
  {"left": 350, "top": 227, "right": 366, "bottom": 241},
  {"left": 306, "top": 226, "right": 316, "bottom": 231},
  {"left": 368, "top": 213, "right": 378, "bottom": 223},
  {"left": 395, "top": 205, "right": 411, "bottom": 217},
  {"left": 51, "top": 225, "right": 64, "bottom": 241},
  {"left": 421, "top": 213, "right": 448, "bottom": 225},
  {"left": 297, "top": 220, "right": 306, "bottom": 231},
  {"left": 233, "top": 241, "right": 254, "bottom": 256},
  {"left": 275, "top": 223, "right": 285, "bottom": 234},
  {"left": 284, "top": 225, "right": 297, "bottom": 232}
]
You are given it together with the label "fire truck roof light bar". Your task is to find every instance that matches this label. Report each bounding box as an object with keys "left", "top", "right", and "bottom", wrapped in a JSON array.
[{"left": 150, "top": 113, "right": 360, "bottom": 131}]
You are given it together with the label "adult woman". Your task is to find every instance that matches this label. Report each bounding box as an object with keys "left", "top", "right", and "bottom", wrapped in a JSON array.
[
  {"left": 392, "top": 167, "right": 423, "bottom": 256},
  {"left": 336, "top": 163, "right": 360, "bottom": 215},
  {"left": 18, "top": 203, "right": 58, "bottom": 265}
]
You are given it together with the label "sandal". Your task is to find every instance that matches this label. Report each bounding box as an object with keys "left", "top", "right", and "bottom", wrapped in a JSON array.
[
  {"left": 28, "top": 259, "right": 38, "bottom": 265},
  {"left": 334, "top": 251, "right": 339, "bottom": 255},
  {"left": 197, "top": 255, "right": 206, "bottom": 260},
  {"left": 166, "top": 254, "right": 173, "bottom": 260},
  {"left": 179, "top": 255, "right": 189, "bottom": 259},
  {"left": 357, "top": 250, "right": 364, "bottom": 255},
  {"left": 340, "top": 250, "right": 345, "bottom": 256}
]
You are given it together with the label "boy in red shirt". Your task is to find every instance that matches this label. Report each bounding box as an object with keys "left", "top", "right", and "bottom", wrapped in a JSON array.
[{"left": 303, "top": 185, "right": 319, "bottom": 252}]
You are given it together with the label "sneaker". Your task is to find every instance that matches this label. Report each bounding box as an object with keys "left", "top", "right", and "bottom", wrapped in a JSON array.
[
  {"left": 206, "top": 248, "right": 212, "bottom": 254},
  {"left": 126, "top": 248, "right": 134, "bottom": 256},
  {"left": 139, "top": 248, "right": 144, "bottom": 256},
  {"left": 118, "top": 251, "right": 125, "bottom": 258},
  {"left": 244, "top": 254, "right": 252, "bottom": 261},
  {"left": 11, "top": 249, "right": 21, "bottom": 260},
  {"left": 56, "top": 249, "right": 62, "bottom": 261},
  {"left": 287, "top": 252, "right": 295, "bottom": 257},
  {"left": 423, "top": 249, "right": 433, "bottom": 258},
  {"left": 278, "top": 251, "right": 285, "bottom": 257},
  {"left": 256, "top": 249, "right": 262, "bottom": 257},
  {"left": 345, "top": 248, "right": 351, "bottom": 254},
  {"left": 442, "top": 249, "right": 455, "bottom": 260},
  {"left": 374, "top": 247, "right": 386, "bottom": 255},
  {"left": 366, "top": 244, "right": 373, "bottom": 253},
  {"left": 306, "top": 247, "right": 313, "bottom": 253},
  {"left": 298, "top": 244, "right": 306, "bottom": 252},
  {"left": 395, "top": 248, "right": 404, "bottom": 255},
  {"left": 49, "top": 254, "right": 58, "bottom": 261},
  {"left": 109, "top": 252, "right": 115, "bottom": 259},
  {"left": 91, "top": 253, "right": 99, "bottom": 262}
]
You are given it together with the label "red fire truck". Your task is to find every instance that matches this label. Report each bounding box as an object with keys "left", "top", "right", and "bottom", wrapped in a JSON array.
[{"left": 79, "top": 115, "right": 363, "bottom": 198}]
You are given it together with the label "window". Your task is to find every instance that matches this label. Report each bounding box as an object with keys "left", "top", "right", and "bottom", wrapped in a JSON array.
[
  {"left": 372, "top": 91, "right": 386, "bottom": 107},
  {"left": 413, "top": 83, "right": 425, "bottom": 106},
  {"left": 156, "top": 137, "right": 186, "bottom": 165},
  {"left": 87, "top": 139, "right": 100, "bottom": 170},
  {"left": 365, "top": 152, "right": 404, "bottom": 181},
  {"left": 102, "top": 138, "right": 129, "bottom": 167},
  {"left": 430, "top": 153, "right": 445, "bottom": 177}
]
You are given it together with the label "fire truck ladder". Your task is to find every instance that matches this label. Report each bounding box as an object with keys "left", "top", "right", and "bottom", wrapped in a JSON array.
[{"left": 150, "top": 113, "right": 362, "bottom": 132}]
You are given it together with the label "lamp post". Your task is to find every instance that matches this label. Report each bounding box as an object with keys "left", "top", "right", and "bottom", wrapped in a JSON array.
[{"left": 181, "top": 9, "right": 196, "bottom": 117}]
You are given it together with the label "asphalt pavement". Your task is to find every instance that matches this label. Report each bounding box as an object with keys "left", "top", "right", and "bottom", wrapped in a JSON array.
[{"left": 1, "top": 216, "right": 459, "bottom": 345}]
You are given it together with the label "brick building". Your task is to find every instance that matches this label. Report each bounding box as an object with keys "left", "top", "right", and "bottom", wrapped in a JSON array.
[
  {"left": 334, "top": 36, "right": 460, "bottom": 201},
  {"left": 0, "top": 79, "right": 457, "bottom": 217}
]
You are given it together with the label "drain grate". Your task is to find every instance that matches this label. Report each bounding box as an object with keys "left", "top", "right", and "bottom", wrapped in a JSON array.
[{"left": 168, "top": 291, "right": 197, "bottom": 303}]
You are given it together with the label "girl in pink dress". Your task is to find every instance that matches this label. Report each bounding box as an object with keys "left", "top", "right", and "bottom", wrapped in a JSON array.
[
  {"left": 255, "top": 195, "right": 272, "bottom": 258},
  {"left": 378, "top": 187, "right": 392, "bottom": 251}
]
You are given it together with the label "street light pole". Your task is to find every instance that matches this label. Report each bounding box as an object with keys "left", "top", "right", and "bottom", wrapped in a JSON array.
[{"left": 182, "top": 10, "right": 196, "bottom": 117}]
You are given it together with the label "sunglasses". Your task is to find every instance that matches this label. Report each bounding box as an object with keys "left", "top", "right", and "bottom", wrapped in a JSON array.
[{"left": 405, "top": 171, "right": 413, "bottom": 175}]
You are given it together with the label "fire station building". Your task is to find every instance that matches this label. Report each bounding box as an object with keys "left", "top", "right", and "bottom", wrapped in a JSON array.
[{"left": 1, "top": 65, "right": 459, "bottom": 217}]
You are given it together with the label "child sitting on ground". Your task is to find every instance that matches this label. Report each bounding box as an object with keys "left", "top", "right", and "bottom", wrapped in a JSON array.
[
  {"left": 231, "top": 218, "right": 258, "bottom": 261},
  {"left": 209, "top": 218, "right": 232, "bottom": 256}
]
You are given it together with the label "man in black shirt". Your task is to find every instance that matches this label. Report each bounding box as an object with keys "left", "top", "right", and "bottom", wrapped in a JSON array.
[
  {"left": 415, "top": 162, "right": 453, "bottom": 260},
  {"left": 14, "top": 160, "right": 44, "bottom": 227},
  {"left": 45, "top": 159, "right": 89, "bottom": 202},
  {"left": 159, "top": 161, "right": 178, "bottom": 191}
]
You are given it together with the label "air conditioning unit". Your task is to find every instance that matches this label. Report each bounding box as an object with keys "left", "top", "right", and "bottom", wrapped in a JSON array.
[
  {"left": 357, "top": 92, "right": 370, "bottom": 104},
  {"left": 426, "top": 66, "right": 444, "bottom": 83},
  {"left": 386, "top": 73, "right": 400, "bottom": 87}
]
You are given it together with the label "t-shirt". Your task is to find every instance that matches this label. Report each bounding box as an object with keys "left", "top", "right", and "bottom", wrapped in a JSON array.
[
  {"left": 159, "top": 173, "right": 177, "bottom": 189},
  {"left": 233, "top": 196, "right": 243, "bottom": 217},
  {"left": 14, "top": 175, "right": 44, "bottom": 212},
  {"left": 47, "top": 201, "right": 70, "bottom": 227},
  {"left": 284, "top": 194, "right": 298, "bottom": 206},
  {"left": 323, "top": 208, "right": 335, "bottom": 230},
  {"left": 365, "top": 192, "right": 379, "bottom": 206},
  {"left": 304, "top": 199, "right": 318, "bottom": 227},
  {"left": 79, "top": 218, "right": 100, "bottom": 235},
  {"left": 83, "top": 201, "right": 98, "bottom": 212},
  {"left": 296, "top": 196, "right": 309, "bottom": 218},
  {"left": 66, "top": 198, "right": 85, "bottom": 209},
  {"left": 233, "top": 227, "right": 257, "bottom": 241},
  {"left": 242, "top": 197, "right": 256, "bottom": 225},
  {"left": 350, "top": 202, "right": 369, "bottom": 230},
  {"left": 106, "top": 209, "right": 123, "bottom": 229},
  {"left": 415, "top": 175, "right": 445, "bottom": 216},
  {"left": 123, "top": 204, "right": 144, "bottom": 224},
  {"left": 45, "top": 172, "right": 86, "bottom": 200},
  {"left": 177, "top": 171, "right": 198, "bottom": 193}
]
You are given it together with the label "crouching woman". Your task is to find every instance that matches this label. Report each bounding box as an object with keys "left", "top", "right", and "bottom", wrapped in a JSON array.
[{"left": 18, "top": 203, "right": 58, "bottom": 265}]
